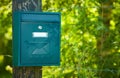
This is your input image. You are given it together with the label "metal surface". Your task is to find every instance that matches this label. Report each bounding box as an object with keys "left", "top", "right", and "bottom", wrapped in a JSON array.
[{"left": 13, "top": 12, "right": 61, "bottom": 66}]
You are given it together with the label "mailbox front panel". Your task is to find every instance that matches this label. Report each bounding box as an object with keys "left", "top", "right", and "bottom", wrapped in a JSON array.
[
  {"left": 13, "top": 12, "right": 60, "bottom": 66},
  {"left": 21, "top": 22, "right": 60, "bottom": 66}
]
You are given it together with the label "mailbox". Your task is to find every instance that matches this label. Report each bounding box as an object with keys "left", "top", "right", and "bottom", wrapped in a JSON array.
[{"left": 13, "top": 12, "right": 61, "bottom": 66}]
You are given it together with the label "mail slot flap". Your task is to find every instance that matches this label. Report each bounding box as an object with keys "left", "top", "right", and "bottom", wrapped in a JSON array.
[{"left": 21, "top": 13, "right": 60, "bottom": 22}]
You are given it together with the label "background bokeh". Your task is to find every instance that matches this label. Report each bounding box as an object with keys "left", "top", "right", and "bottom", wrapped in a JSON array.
[{"left": 0, "top": 0, "right": 120, "bottom": 78}]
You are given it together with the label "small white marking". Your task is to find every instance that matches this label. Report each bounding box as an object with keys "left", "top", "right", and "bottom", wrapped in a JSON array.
[
  {"left": 32, "top": 32, "right": 48, "bottom": 38},
  {"left": 38, "top": 26, "right": 42, "bottom": 29}
]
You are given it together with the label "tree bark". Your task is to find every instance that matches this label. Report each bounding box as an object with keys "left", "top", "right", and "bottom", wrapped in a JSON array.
[{"left": 13, "top": 67, "right": 42, "bottom": 78}]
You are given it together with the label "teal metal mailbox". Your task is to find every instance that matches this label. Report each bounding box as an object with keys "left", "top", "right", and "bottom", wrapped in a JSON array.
[{"left": 13, "top": 12, "right": 61, "bottom": 66}]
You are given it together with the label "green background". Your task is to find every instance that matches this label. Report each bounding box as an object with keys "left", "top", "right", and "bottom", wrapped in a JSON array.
[{"left": 0, "top": 0, "right": 120, "bottom": 78}]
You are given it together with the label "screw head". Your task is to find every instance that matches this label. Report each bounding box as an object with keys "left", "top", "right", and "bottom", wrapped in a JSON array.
[{"left": 38, "top": 26, "right": 42, "bottom": 29}]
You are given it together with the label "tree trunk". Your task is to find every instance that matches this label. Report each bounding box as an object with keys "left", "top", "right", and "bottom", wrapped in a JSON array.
[
  {"left": 12, "top": 0, "right": 42, "bottom": 78},
  {"left": 13, "top": 67, "right": 42, "bottom": 78},
  {"left": 96, "top": 1, "right": 114, "bottom": 77}
]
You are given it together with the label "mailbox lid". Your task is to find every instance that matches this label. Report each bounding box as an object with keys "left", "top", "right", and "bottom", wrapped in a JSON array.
[
  {"left": 21, "top": 12, "right": 60, "bottom": 22},
  {"left": 20, "top": 21, "right": 60, "bottom": 66}
]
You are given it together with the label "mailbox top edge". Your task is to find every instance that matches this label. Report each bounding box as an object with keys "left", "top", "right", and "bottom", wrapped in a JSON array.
[
  {"left": 13, "top": 11, "right": 61, "bottom": 15},
  {"left": 13, "top": 11, "right": 61, "bottom": 22}
]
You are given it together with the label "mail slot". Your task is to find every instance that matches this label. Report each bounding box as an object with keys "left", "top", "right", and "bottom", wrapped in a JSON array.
[{"left": 13, "top": 12, "right": 61, "bottom": 66}]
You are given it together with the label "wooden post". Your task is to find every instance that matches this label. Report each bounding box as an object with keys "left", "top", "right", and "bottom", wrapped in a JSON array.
[{"left": 12, "top": 0, "right": 42, "bottom": 78}]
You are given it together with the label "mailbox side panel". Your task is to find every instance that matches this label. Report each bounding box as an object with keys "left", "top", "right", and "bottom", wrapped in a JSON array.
[{"left": 12, "top": 12, "right": 21, "bottom": 66}]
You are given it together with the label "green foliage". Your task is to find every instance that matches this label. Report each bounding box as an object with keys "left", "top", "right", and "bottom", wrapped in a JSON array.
[
  {"left": 42, "top": 0, "right": 120, "bottom": 78},
  {"left": 0, "top": 0, "right": 120, "bottom": 78},
  {"left": 0, "top": 1, "right": 12, "bottom": 78}
]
